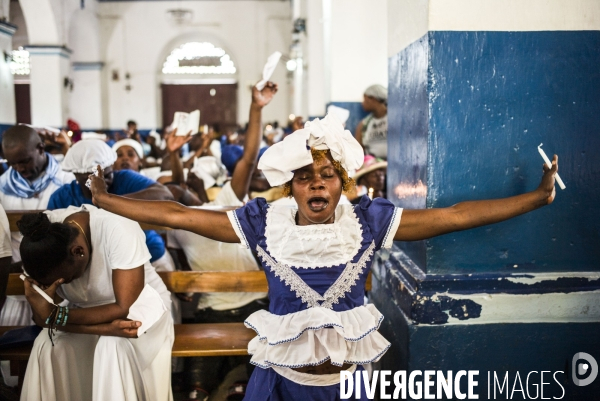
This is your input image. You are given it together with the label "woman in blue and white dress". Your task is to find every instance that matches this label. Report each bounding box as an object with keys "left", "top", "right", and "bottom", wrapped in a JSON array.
[{"left": 88, "top": 112, "right": 559, "bottom": 400}]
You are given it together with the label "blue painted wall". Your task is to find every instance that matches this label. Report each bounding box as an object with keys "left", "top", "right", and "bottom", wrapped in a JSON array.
[{"left": 388, "top": 31, "right": 600, "bottom": 274}]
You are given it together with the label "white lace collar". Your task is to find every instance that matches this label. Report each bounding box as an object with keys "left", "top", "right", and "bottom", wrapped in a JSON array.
[{"left": 264, "top": 204, "right": 363, "bottom": 268}]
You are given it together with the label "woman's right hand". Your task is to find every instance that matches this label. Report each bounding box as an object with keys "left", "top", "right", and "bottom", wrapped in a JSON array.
[
  {"left": 165, "top": 128, "right": 192, "bottom": 153},
  {"left": 89, "top": 165, "right": 110, "bottom": 206}
]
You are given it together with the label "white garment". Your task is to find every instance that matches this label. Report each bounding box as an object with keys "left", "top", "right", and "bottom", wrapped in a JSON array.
[
  {"left": 0, "top": 169, "right": 75, "bottom": 263},
  {"left": 0, "top": 203, "right": 11, "bottom": 259},
  {"left": 362, "top": 115, "right": 388, "bottom": 159},
  {"left": 21, "top": 205, "right": 173, "bottom": 401},
  {"left": 44, "top": 205, "right": 171, "bottom": 309},
  {"left": 167, "top": 182, "right": 266, "bottom": 311},
  {"left": 21, "top": 309, "right": 174, "bottom": 401},
  {"left": 61, "top": 139, "right": 116, "bottom": 174},
  {"left": 0, "top": 205, "right": 28, "bottom": 387},
  {"left": 258, "top": 113, "right": 364, "bottom": 186},
  {"left": 151, "top": 251, "right": 182, "bottom": 324}
]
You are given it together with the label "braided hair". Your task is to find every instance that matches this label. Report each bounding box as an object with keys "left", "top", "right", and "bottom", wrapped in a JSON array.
[{"left": 18, "top": 213, "right": 78, "bottom": 284}]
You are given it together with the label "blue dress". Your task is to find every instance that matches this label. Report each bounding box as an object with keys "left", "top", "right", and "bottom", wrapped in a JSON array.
[{"left": 227, "top": 196, "right": 402, "bottom": 401}]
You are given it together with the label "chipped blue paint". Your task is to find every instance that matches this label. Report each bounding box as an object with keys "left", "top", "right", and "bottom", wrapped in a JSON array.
[{"left": 388, "top": 31, "right": 600, "bottom": 274}]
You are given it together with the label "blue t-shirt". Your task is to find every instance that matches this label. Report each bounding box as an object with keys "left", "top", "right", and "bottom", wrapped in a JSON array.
[{"left": 48, "top": 170, "right": 166, "bottom": 262}]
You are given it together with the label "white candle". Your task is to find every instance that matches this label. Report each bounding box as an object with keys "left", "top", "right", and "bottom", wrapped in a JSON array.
[
  {"left": 20, "top": 274, "right": 57, "bottom": 306},
  {"left": 368, "top": 187, "right": 374, "bottom": 200},
  {"left": 537, "top": 144, "right": 566, "bottom": 190}
]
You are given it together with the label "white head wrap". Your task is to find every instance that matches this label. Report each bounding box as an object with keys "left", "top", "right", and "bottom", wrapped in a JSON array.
[
  {"left": 364, "top": 84, "right": 388, "bottom": 104},
  {"left": 81, "top": 132, "right": 107, "bottom": 141},
  {"left": 149, "top": 130, "right": 162, "bottom": 147},
  {"left": 258, "top": 113, "right": 364, "bottom": 187},
  {"left": 61, "top": 139, "right": 117, "bottom": 174},
  {"left": 112, "top": 139, "right": 144, "bottom": 159},
  {"left": 190, "top": 156, "right": 228, "bottom": 189}
]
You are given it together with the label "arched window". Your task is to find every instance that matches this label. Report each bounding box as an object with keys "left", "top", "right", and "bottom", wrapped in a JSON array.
[
  {"left": 162, "top": 42, "right": 236, "bottom": 75},
  {"left": 10, "top": 48, "right": 30, "bottom": 76}
]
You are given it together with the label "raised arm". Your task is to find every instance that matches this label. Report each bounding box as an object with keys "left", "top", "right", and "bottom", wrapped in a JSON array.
[
  {"left": 394, "top": 156, "right": 559, "bottom": 241},
  {"left": 89, "top": 166, "right": 238, "bottom": 242},
  {"left": 230, "top": 81, "right": 278, "bottom": 200}
]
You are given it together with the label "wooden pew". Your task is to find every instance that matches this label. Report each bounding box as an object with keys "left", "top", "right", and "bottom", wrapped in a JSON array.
[{"left": 0, "top": 271, "right": 372, "bottom": 385}]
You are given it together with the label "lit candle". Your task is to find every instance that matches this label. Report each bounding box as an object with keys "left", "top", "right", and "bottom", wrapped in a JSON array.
[
  {"left": 368, "top": 187, "right": 374, "bottom": 200},
  {"left": 537, "top": 144, "right": 566, "bottom": 190},
  {"left": 20, "top": 274, "right": 57, "bottom": 306}
]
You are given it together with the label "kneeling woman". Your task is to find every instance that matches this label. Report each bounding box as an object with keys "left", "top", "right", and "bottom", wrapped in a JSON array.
[{"left": 18, "top": 205, "right": 174, "bottom": 401}]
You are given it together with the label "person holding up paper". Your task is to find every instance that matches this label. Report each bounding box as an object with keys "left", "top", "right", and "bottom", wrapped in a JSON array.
[
  {"left": 87, "top": 107, "right": 560, "bottom": 401},
  {"left": 17, "top": 207, "right": 174, "bottom": 401}
]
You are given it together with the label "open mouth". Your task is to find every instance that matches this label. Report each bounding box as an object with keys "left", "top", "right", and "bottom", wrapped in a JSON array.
[
  {"left": 119, "top": 162, "right": 131, "bottom": 170},
  {"left": 307, "top": 197, "right": 329, "bottom": 211}
]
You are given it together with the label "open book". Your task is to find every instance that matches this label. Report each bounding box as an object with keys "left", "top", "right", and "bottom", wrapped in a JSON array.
[{"left": 172, "top": 110, "right": 200, "bottom": 136}]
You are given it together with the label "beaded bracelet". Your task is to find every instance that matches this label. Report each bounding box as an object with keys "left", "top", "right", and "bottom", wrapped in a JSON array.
[
  {"left": 45, "top": 305, "right": 69, "bottom": 345},
  {"left": 62, "top": 307, "right": 69, "bottom": 326}
]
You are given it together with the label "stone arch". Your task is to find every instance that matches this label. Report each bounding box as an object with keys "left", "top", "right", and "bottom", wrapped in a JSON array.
[{"left": 18, "top": 0, "right": 60, "bottom": 45}]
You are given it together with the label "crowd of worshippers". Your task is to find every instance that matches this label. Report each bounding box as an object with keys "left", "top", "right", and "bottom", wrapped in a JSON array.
[{"left": 0, "top": 83, "right": 388, "bottom": 400}]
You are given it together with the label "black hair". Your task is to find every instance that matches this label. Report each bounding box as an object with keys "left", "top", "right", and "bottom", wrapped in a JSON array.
[
  {"left": 18, "top": 213, "right": 78, "bottom": 283},
  {"left": 127, "top": 120, "right": 137, "bottom": 127}
]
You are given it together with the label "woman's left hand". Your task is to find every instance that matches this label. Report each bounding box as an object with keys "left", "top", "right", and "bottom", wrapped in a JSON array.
[
  {"left": 101, "top": 319, "right": 140, "bottom": 338},
  {"left": 89, "top": 165, "right": 109, "bottom": 206},
  {"left": 23, "top": 277, "right": 62, "bottom": 323},
  {"left": 537, "top": 154, "right": 558, "bottom": 205}
]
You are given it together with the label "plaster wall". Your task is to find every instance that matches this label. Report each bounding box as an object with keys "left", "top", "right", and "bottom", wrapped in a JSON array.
[
  {"left": 0, "top": 27, "right": 16, "bottom": 125},
  {"left": 98, "top": 1, "right": 292, "bottom": 130},
  {"left": 329, "top": 0, "right": 388, "bottom": 103}
]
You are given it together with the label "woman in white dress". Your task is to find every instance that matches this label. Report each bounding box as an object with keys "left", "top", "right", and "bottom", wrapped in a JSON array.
[{"left": 18, "top": 205, "right": 173, "bottom": 401}]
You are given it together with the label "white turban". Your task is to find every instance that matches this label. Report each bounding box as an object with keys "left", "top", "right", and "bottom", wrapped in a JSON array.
[
  {"left": 190, "top": 156, "right": 228, "bottom": 189},
  {"left": 112, "top": 139, "right": 144, "bottom": 159},
  {"left": 258, "top": 113, "right": 364, "bottom": 186},
  {"left": 364, "top": 84, "right": 387, "bottom": 103},
  {"left": 62, "top": 139, "right": 117, "bottom": 174}
]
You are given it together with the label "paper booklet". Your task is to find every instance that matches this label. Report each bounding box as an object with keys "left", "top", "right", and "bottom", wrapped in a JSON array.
[
  {"left": 256, "top": 51, "right": 282, "bottom": 90},
  {"left": 172, "top": 110, "right": 200, "bottom": 136}
]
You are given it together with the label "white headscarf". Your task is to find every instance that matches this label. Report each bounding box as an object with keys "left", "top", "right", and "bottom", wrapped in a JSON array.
[
  {"left": 190, "top": 156, "right": 228, "bottom": 189},
  {"left": 112, "top": 139, "right": 144, "bottom": 159},
  {"left": 258, "top": 113, "right": 364, "bottom": 186},
  {"left": 61, "top": 139, "right": 117, "bottom": 174}
]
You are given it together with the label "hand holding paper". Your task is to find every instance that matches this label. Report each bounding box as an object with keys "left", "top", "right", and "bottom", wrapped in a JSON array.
[
  {"left": 538, "top": 144, "right": 566, "bottom": 190},
  {"left": 172, "top": 110, "right": 200, "bottom": 136},
  {"left": 256, "top": 51, "right": 282, "bottom": 91},
  {"left": 20, "top": 274, "right": 58, "bottom": 306}
]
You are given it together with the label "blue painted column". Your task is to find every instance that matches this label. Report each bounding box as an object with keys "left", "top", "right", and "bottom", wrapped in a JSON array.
[{"left": 373, "top": 1, "right": 600, "bottom": 398}]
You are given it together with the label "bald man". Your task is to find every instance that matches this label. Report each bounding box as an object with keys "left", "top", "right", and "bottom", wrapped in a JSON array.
[{"left": 0, "top": 125, "right": 75, "bottom": 260}]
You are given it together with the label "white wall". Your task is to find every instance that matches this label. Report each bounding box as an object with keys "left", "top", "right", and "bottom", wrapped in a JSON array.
[
  {"left": 388, "top": 0, "right": 600, "bottom": 57},
  {"left": 98, "top": 1, "right": 292, "bottom": 130},
  {"left": 329, "top": 0, "right": 388, "bottom": 102},
  {"left": 0, "top": 26, "right": 16, "bottom": 125}
]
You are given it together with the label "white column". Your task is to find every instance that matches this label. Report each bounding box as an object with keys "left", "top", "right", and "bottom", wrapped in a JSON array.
[
  {"left": 291, "top": 0, "right": 305, "bottom": 117},
  {"left": 0, "top": 22, "right": 17, "bottom": 127},
  {"left": 25, "top": 46, "right": 71, "bottom": 127},
  {"left": 70, "top": 62, "right": 104, "bottom": 129},
  {"left": 306, "top": 0, "right": 327, "bottom": 117}
]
